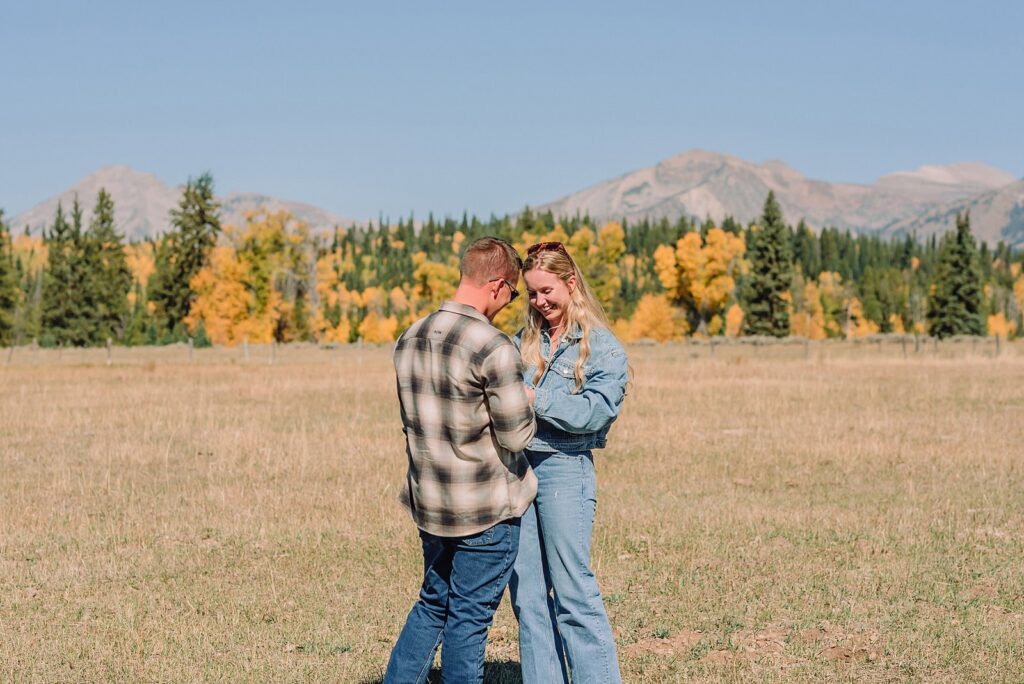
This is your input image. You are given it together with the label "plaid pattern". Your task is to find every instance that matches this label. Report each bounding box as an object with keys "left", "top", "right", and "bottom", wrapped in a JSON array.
[{"left": 394, "top": 301, "right": 538, "bottom": 537}]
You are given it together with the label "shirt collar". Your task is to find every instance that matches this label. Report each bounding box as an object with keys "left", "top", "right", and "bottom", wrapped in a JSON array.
[
  {"left": 439, "top": 300, "right": 491, "bottom": 325},
  {"left": 542, "top": 322, "right": 583, "bottom": 342}
]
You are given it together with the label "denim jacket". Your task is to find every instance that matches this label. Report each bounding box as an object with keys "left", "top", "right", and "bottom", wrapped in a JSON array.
[{"left": 512, "top": 324, "right": 628, "bottom": 453}]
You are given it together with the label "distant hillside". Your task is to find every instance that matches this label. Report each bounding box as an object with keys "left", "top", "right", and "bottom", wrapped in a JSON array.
[
  {"left": 8, "top": 166, "right": 357, "bottom": 241},
  {"left": 535, "top": 149, "right": 1019, "bottom": 245},
  {"left": 880, "top": 179, "right": 1024, "bottom": 247}
]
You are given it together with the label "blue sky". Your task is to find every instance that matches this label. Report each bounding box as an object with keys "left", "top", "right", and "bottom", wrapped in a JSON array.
[{"left": 2, "top": 1, "right": 1021, "bottom": 221}]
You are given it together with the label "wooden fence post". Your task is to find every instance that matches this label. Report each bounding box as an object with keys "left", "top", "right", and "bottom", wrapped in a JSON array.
[
  {"left": 188, "top": 338, "right": 194, "bottom": 364},
  {"left": 106, "top": 337, "right": 112, "bottom": 366}
]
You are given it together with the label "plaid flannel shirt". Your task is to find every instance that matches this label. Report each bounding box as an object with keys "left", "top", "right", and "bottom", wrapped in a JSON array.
[{"left": 394, "top": 301, "right": 538, "bottom": 537}]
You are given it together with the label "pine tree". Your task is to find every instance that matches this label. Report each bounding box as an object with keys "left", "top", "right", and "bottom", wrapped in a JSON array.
[
  {"left": 742, "top": 191, "right": 793, "bottom": 337},
  {"left": 927, "top": 211, "right": 984, "bottom": 338},
  {"left": 0, "top": 210, "right": 18, "bottom": 345},
  {"left": 40, "top": 202, "right": 83, "bottom": 346},
  {"left": 83, "top": 189, "right": 132, "bottom": 342},
  {"left": 149, "top": 173, "right": 221, "bottom": 337},
  {"left": 67, "top": 198, "right": 97, "bottom": 344},
  {"left": 192, "top": 319, "right": 212, "bottom": 347}
]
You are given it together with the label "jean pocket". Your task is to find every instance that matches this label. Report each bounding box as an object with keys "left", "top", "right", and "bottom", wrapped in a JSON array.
[
  {"left": 550, "top": 450, "right": 590, "bottom": 462},
  {"left": 463, "top": 524, "right": 499, "bottom": 547}
]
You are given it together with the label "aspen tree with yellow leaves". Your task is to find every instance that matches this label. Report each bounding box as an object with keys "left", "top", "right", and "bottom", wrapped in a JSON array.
[{"left": 654, "top": 227, "right": 745, "bottom": 335}]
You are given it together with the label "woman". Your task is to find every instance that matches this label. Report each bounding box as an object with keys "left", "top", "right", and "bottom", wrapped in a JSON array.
[{"left": 509, "top": 241, "right": 628, "bottom": 684}]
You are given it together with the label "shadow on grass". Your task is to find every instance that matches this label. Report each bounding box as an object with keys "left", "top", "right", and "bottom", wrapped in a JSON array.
[{"left": 359, "top": 660, "right": 523, "bottom": 684}]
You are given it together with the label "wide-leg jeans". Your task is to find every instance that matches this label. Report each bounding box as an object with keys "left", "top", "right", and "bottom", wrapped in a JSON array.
[
  {"left": 384, "top": 519, "right": 521, "bottom": 684},
  {"left": 509, "top": 450, "right": 622, "bottom": 684}
]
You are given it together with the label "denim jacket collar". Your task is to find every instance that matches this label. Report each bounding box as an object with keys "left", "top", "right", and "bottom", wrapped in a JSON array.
[{"left": 541, "top": 322, "right": 583, "bottom": 346}]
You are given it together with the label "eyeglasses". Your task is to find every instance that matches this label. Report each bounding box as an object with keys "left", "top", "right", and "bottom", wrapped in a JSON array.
[
  {"left": 489, "top": 277, "right": 520, "bottom": 302},
  {"left": 526, "top": 241, "right": 568, "bottom": 256}
]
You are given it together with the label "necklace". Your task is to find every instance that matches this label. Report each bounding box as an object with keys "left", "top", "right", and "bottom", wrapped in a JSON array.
[{"left": 546, "top": 322, "right": 565, "bottom": 360}]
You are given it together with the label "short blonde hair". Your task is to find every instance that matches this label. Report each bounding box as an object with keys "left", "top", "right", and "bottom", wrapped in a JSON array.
[{"left": 460, "top": 237, "right": 522, "bottom": 284}]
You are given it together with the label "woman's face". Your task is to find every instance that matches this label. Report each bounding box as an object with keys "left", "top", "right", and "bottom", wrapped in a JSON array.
[{"left": 524, "top": 267, "right": 575, "bottom": 329}]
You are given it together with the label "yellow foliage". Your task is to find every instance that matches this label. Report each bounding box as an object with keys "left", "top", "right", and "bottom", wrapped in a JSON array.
[
  {"left": 628, "top": 294, "right": 676, "bottom": 342},
  {"left": 987, "top": 312, "right": 1016, "bottom": 338},
  {"left": 817, "top": 272, "right": 849, "bottom": 337},
  {"left": 413, "top": 259, "right": 459, "bottom": 310},
  {"left": 790, "top": 280, "right": 827, "bottom": 340},
  {"left": 725, "top": 303, "right": 744, "bottom": 337},
  {"left": 125, "top": 243, "right": 155, "bottom": 289},
  {"left": 653, "top": 244, "right": 679, "bottom": 298},
  {"left": 597, "top": 222, "right": 626, "bottom": 263},
  {"left": 390, "top": 287, "right": 410, "bottom": 314},
  {"left": 185, "top": 245, "right": 253, "bottom": 345},
  {"left": 358, "top": 311, "right": 399, "bottom": 344},
  {"left": 186, "top": 210, "right": 314, "bottom": 345},
  {"left": 654, "top": 228, "right": 745, "bottom": 330},
  {"left": 846, "top": 298, "right": 880, "bottom": 338},
  {"left": 567, "top": 227, "right": 595, "bottom": 274},
  {"left": 359, "top": 286, "right": 384, "bottom": 312},
  {"left": 611, "top": 318, "right": 632, "bottom": 342},
  {"left": 312, "top": 311, "right": 351, "bottom": 343},
  {"left": 889, "top": 314, "right": 906, "bottom": 334},
  {"left": 492, "top": 296, "right": 527, "bottom": 336},
  {"left": 538, "top": 225, "right": 570, "bottom": 247},
  {"left": 11, "top": 234, "right": 47, "bottom": 275}
]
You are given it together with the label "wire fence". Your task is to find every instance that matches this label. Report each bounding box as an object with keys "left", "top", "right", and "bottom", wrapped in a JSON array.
[{"left": 2, "top": 334, "right": 1020, "bottom": 368}]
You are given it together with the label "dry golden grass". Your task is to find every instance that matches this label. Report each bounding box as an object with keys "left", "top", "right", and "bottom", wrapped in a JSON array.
[{"left": 2, "top": 341, "right": 1023, "bottom": 682}]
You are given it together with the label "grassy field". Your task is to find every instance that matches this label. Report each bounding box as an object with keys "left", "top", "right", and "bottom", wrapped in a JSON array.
[{"left": 2, "top": 342, "right": 1023, "bottom": 682}]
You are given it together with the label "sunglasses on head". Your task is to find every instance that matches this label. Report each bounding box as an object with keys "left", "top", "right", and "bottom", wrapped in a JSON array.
[{"left": 526, "top": 241, "right": 568, "bottom": 256}]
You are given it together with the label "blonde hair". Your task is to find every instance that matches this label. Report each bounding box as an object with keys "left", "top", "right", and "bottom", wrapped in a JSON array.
[
  {"left": 521, "top": 246, "right": 611, "bottom": 392},
  {"left": 460, "top": 236, "right": 522, "bottom": 284}
]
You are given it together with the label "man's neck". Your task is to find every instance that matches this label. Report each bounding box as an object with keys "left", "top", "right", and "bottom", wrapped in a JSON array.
[{"left": 452, "top": 284, "right": 491, "bottom": 320}]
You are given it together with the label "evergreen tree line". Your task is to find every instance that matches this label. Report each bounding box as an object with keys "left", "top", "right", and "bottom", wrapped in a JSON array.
[{"left": 0, "top": 179, "right": 1020, "bottom": 348}]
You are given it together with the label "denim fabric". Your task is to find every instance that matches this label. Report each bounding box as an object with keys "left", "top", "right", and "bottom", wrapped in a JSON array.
[
  {"left": 509, "top": 450, "right": 622, "bottom": 684},
  {"left": 384, "top": 519, "right": 521, "bottom": 684},
  {"left": 513, "top": 325, "right": 628, "bottom": 453}
]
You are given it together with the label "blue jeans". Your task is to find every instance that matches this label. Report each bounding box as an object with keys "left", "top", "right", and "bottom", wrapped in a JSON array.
[
  {"left": 509, "top": 450, "right": 622, "bottom": 684},
  {"left": 384, "top": 519, "right": 521, "bottom": 684}
]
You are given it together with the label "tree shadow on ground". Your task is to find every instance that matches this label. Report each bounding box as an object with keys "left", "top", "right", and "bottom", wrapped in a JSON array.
[{"left": 359, "top": 660, "right": 523, "bottom": 684}]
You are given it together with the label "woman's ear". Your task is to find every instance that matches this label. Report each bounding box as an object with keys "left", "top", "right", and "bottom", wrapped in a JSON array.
[{"left": 566, "top": 274, "right": 577, "bottom": 294}]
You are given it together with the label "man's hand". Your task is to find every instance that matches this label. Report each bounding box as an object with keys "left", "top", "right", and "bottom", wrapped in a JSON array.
[{"left": 525, "top": 386, "right": 536, "bottom": 405}]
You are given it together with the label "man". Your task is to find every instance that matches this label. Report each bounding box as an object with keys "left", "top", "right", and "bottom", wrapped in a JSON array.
[{"left": 385, "top": 236, "right": 537, "bottom": 683}]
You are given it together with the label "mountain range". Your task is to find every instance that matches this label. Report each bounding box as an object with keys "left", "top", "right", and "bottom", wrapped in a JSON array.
[
  {"left": 536, "top": 150, "right": 1022, "bottom": 246},
  {"left": 7, "top": 152, "right": 1023, "bottom": 246},
  {"left": 7, "top": 166, "right": 356, "bottom": 242}
]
